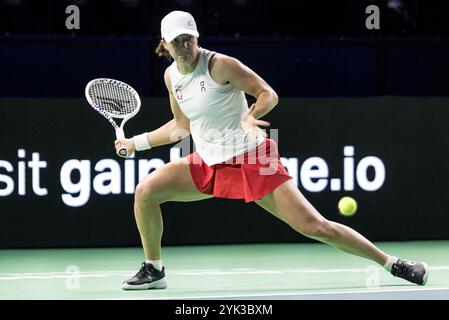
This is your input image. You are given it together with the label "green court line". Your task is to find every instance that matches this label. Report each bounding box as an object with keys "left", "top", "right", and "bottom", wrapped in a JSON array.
[{"left": 0, "top": 240, "right": 448, "bottom": 299}]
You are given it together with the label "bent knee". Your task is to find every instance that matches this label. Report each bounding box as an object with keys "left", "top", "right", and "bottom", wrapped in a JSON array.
[{"left": 135, "top": 180, "right": 160, "bottom": 204}]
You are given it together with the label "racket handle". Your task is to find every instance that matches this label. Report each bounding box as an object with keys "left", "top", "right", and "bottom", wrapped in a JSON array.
[{"left": 115, "top": 128, "right": 128, "bottom": 157}]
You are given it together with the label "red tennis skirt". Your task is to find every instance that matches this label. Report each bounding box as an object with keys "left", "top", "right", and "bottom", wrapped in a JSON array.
[{"left": 187, "top": 138, "right": 292, "bottom": 203}]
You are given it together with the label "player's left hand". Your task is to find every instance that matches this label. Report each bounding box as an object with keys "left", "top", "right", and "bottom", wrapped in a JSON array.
[{"left": 241, "top": 104, "right": 270, "bottom": 143}]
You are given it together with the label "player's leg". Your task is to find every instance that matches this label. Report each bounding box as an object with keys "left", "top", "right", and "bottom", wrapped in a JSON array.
[
  {"left": 134, "top": 158, "right": 212, "bottom": 261},
  {"left": 256, "top": 180, "right": 388, "bottom": 264},
  {"left": 122, "top": 158, "right": 212, "bottom": 290},
  {"left": 255, "top": 180, "right": 429, "bottom": 285}
]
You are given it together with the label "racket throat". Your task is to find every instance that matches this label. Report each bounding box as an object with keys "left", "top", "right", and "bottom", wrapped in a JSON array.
[{"left": 115, "top": 128, "right": 125, "bottom": 140}]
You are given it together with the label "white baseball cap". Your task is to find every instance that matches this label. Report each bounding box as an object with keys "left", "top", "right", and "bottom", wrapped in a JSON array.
[{"left": 161, "top": 11, "right": 199, "bottom": 43}]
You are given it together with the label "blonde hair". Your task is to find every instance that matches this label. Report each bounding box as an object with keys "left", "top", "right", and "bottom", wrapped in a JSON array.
[{"left": 154, "top": 39, "right": 172, "bottom": 61}]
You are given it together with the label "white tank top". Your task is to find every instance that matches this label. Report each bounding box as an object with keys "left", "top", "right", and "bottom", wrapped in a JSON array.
[{"left": 169, "top": 48, "right": 264, "bottom": 166}]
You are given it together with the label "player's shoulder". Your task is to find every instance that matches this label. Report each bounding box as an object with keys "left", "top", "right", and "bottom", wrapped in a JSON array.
[
  {"left": 209, "top": 53, "right": 243, "bottom": 84},
  {"left": 164, "top": 65, "right": 174, "bottom": 91},
  {"left": 209, "top": 52, "right": 240, "bottom": 71},
  {"left": 164, "top": 64, "right": 173, "bottom": 81}
]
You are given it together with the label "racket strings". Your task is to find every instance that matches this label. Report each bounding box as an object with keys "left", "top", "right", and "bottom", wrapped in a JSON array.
[{"left": 89, "top": 81, "right": 138, "bottom": 117}]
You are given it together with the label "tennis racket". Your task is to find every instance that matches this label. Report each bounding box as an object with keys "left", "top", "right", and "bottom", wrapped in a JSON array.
[{"left": 85, "top": 78, "right": 141, "bottom": 157}]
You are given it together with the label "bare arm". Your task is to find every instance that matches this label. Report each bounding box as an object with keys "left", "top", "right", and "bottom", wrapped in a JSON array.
[
  {"left": 210, "top": 54, "right": 279, "bottom": 119},
  {"left": 145, "top": 68, "right": 191, "bottom": 147},
  {"left": 209, "top": 54, "right": 276, "bottom": 141},
  {"left": 114, "top": 67, "right": 190, "bottom": 155}
]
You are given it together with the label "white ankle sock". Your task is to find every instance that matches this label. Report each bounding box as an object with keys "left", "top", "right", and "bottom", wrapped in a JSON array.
[
  {"left": 383, "top": 255, "right": 398, "bottom": 272},
  {"left": 146, "top": 259, "right": 163, "bottom": 271}
]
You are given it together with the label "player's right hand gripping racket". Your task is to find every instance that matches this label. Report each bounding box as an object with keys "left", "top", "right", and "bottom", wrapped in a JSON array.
[{"left": 85, "top": 78, "right": 141, "bottom": 157}]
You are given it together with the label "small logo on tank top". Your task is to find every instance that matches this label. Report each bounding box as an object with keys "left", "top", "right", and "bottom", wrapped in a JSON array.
[
  {"left": 175, "top": 85, "right": 183, "bottom": 100},
  {"left": 200, "top": 81, "right": 206, "bottom": 93}
]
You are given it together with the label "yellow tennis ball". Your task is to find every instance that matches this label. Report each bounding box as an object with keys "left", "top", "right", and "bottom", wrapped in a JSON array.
[{"left": 338, "top": 197, "right": 357, "bottom": 216}]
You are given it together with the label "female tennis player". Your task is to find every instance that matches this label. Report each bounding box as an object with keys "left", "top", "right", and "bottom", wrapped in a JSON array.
[{"left": 115, "top": 11, "right": 429, "bottom": 290}]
